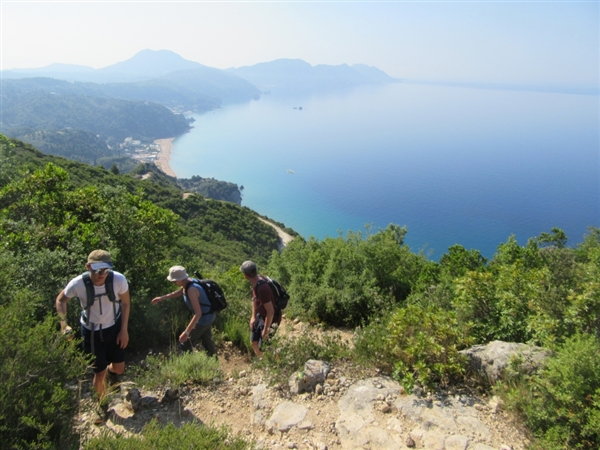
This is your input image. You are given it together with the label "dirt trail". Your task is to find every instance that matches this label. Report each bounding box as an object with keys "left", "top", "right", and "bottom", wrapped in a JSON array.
[
  {"left": 258, "top": 217, "right": 295, "bottom": 250},
  {"left": 76, "top": 321, "right": 531, "bottom": 449}
]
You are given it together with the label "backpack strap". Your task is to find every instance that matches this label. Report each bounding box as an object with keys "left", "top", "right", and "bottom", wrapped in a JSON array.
[
  {"left": 81, "top": 271, "right": 119, "bottom": 326},
  {"left": 184, "top": 279, "right": 211, "bottom": 311},
  {"left": 81, "top": 272, "right": 95, "bottom": 327},
  {"left": 254, "top": 277, "right": 268, "bottom": 293},
  {"left": 254, "top": 277, "right": 275, "bottom": 306},
  {"left": 81, "top": 271, "right": 119, "bottom": 355}
]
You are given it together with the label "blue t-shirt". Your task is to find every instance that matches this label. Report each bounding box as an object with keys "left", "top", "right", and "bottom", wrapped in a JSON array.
[{"left": 183, "top": 281, "right": 216, "bottom": 327}]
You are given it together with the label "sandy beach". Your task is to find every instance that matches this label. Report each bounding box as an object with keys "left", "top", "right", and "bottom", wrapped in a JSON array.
[{"left": 153, "top": 138, "right": 177, "bottom": 178}]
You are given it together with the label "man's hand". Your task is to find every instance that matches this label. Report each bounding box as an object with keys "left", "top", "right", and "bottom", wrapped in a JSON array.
[
  {"left": 116, "top": 329, "right": 129, "bottom": 349},
  {"left": 63, "top": 325, "right": 74, "bottom": 341},
  {"left": 261, "top": 328, "right": 268, "bottom": 339},
  {"left": 151, "top": 296, "right": 162, "bottom": 304},
  {"left": 179, "top": 330, "right": 189, "bottom": 343}
]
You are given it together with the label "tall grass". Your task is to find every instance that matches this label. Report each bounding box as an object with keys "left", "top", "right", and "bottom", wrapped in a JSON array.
[{"left": 138, "top": 351, "right": 221, "bottom": 389}]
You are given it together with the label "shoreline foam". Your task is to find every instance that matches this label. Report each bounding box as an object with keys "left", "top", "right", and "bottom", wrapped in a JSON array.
[{"left": 153, "top": 138, "right": 177, "bottom": 178}]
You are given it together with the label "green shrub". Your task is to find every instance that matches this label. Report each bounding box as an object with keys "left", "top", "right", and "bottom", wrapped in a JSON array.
[
  {"left": 138, "top": 351, "right": 221, "bottom": 389},
  {"left": 256, "top": 331, "right": 351, "bottom": 383},
  {"left": 353, "top": 317, "right": 395, "bottom": 371},
  {"left": 267, "top": 225, "right": 423, "bottom": 327},
  {"left": 84, "top": 419, "right": 252, "bottom": 449},
  {"left": 500, "top": 333, "right": 600, "bottom": 450},
  {"left": 0, "top": 292, "right": 89, "bottom": 449},
  {"left": 384, "top": 304, "right": 470, "bottom": 390},
  {"left": 222, "top": 315, "right": 253, "bottom": 354}
]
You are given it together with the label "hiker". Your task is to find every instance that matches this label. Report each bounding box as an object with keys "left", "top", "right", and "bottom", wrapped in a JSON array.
[
  {"left": 56, "top": 250, "right": 131, "bottom": 399},
  {"left": 151, "top": 266, "right": 216, "bottom": 357},
  {"left": 240, "top": 260, "right": 281, "bottom": 357}
]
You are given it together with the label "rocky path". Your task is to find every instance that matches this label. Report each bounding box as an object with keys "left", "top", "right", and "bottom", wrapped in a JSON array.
[{"left": 77, "top": 323, "right": 532, "bottom": 450}]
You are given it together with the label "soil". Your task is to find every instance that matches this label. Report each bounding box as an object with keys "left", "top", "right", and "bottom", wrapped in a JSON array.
[{"left": 74, "top": 320, "right": 532, "bottom": 449}]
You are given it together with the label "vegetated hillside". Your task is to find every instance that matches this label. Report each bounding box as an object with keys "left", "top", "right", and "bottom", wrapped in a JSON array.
[
  {"left": 2, "top": 133, "right": 599, "bottom": 449},
  {"left": 6, "top": 128, "right": 110, "bottom": 163},
  {"left": 0, "top": 138, "right": 280, "bottom": 269},
  {"left": 177, "top": 175, "right": 242, "bottom": 205},
  {"left": 1, "top": 81, "right": 191, "bottom": 143}
]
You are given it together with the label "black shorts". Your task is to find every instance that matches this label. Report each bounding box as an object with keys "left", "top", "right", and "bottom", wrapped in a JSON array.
[
  {"left": 81, "top": 318, "right": 125, "bottom": 373},
  {"left": 251, "top": 314, "right": 265, "bottom": 344}
]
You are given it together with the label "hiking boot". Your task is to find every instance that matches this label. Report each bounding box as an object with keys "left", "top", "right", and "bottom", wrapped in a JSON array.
[{"left": 107, "top": 370, "right": 122, "bottom": 386}]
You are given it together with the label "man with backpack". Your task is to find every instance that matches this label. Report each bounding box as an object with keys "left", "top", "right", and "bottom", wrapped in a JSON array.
[
  {"left": 55, "top": 250, "right": 131, "bottom": 400},
  {"left": 151, "top": 266, "right": 217, "bottom": 357},
  {"left": 240, "top": 260, "right": 282, "bottom": 357}
]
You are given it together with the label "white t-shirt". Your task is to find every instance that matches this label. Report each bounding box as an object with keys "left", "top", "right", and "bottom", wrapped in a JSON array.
[{"left": 64, "top": 271, "right": 129, "bottom": 330}]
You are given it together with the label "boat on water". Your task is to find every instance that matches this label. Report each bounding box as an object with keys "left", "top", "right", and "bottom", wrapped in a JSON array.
[{"left": 287, "top": 169, "right": 295, "bottom": 174}]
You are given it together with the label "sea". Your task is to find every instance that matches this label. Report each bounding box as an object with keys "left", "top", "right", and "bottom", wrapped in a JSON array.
[{"left": 170, "top": 82, "right": 599, "bottom": 261}]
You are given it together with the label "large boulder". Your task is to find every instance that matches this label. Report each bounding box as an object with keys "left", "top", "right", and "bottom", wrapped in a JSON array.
[{"left": 460, "top": 340, "right": 552, "bottom": 384}]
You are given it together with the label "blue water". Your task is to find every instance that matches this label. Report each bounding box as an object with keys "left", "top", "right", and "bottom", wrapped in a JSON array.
[{"left": 170, "top": 83, "right": 599, "bottom": 260}]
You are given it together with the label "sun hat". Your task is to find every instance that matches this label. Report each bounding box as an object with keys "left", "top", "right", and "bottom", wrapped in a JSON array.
[
  {"left": 167, "top": 266, "right": 189, "bottom": 281},
  {"left": 239, "top": 260, "right": 257, "bottom": 276},
  {"left": 87, "top": 249, "right": 113, "bottom": 270}
]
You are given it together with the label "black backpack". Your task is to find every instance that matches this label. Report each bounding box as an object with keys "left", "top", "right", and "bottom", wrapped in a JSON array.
[
  {"left": 81, "top": 271, "right": 120, "bottom": 326},
  {"left": 256, "top": 276, "right": 290, "bottom": 311},
  {"left": 185, "top": 277, "right": 227, "bottom": 314}
]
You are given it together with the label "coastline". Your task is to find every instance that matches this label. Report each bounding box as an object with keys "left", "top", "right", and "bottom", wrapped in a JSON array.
[{"left": 154, "top": 138, "right": 177, "bottom": 178}]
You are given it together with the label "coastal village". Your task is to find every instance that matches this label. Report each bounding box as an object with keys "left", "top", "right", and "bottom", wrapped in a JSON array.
[
  {"left": 118, "top": 137, "right": 161, "bottom": 164},
  {"left": 113, "top": 136, "right": 176, "bottom": 177}
]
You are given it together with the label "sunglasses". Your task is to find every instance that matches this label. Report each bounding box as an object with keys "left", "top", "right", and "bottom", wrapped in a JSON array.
[{"left": 92, "top": 268, "right": 110, "bottom": 275}]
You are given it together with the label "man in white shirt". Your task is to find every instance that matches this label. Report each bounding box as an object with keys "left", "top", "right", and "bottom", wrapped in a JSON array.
[{"left": 56, "top": 250, "right": 130, "bottom": 399}]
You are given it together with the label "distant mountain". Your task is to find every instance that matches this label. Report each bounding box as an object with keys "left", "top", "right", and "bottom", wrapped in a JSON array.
[
  {"left": 1, "top": 50, "right": 231, "bottom": 85},
  {"left": 351, "top": 64, "right": 398, "bottom": 83},
  {"left": 227, "top": 59, "right": 399, "bottom": 93},
  {"left": 98, "top": 49, "right": 204, "bottom": 77}
]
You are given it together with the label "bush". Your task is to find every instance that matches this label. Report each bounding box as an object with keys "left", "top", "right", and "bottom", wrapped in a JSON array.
[
  {"left": 0, "top": 292, "right": 89, "bottom": 449},
  {"left": 84, "top": 419, "right": 252, "bottom": 449},
  {"left": 267, "top": 225, "right": 423, "bottom": 327},
  {"left": 256, "top": 331, "right": 351, "bottom": 384},
  {"left": 366, "top": 304, "right": 470, "bottom": 390},
  {"left": 501, "top": 333, "right": 600, "bottom": 450}
]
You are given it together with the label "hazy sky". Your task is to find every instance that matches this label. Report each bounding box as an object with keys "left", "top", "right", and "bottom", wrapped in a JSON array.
[{"left": 2, "top": 1, "right": 598, "bottom": 87}]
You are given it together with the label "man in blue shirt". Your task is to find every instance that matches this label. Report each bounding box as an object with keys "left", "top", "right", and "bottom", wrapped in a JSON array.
[{"left": 152, "top": 266, "right": 216, "bottom": 356}]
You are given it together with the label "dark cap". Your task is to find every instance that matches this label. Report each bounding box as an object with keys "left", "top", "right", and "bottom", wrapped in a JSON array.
[
  {"left": 239, "top": 260, "right": 257, "bottom": 276},
  {"left": 87, "top": 249, "right": 113, "bottom": 270}
]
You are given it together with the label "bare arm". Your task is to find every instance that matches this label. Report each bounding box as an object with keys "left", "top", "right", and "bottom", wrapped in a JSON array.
[
  {"left": 151, "top": 287, "right": 183, "bottom": 304},
  {"left": 250, "top": 297, "right": 257, "bottom": 329},
  {"left": 55, "top": 290, "right": 72, "bottom": 333},
  {"left": 262, "top": 301, "right": 275, "bottom": 339},
  {"left": 116, "top": 290, "right": 130, "bottom": 348}
]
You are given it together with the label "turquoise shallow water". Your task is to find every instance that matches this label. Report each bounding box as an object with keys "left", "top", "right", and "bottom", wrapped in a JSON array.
[{"left": 170, "top": 83, "right": 599, "bottom": 260}]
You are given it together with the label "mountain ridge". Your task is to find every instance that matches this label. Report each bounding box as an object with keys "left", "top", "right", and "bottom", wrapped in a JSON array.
[{"left": 3, "top": 50, "right": 399, "bottom": 91}]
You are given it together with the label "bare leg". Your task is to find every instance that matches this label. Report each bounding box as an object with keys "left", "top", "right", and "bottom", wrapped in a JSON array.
[
  {"left": 108, "top": 361, "right": 125, "bottom": 375},
  {"left": 93, "top": 369, "right": 108, "bottom": 399},
  {"left": 251, "top": 341, "right": 263, "bottom": 357}
]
